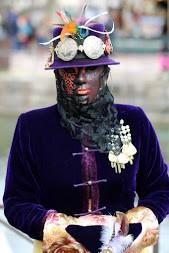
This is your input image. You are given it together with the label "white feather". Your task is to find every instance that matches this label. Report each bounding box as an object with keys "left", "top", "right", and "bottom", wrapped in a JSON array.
[
  {"left": 100, "top": 216, "right": 116, "bottom": 246},
  {"left": 100, "top": 215, "right": 133, "bottom": 253},
  {"left": 109, "top": 234, "right": 133, "bottom": 253},
  {"left": 114, "top": 222, "right": 121, "bottom": 236}
]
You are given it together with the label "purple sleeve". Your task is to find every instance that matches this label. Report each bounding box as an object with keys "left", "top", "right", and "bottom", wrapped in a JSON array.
[
  {"left": 3, "top": 114, "right": 48, "bottom": 240},
  {"left": 136, "top": 107, "right": 169, "bottom": 223}
]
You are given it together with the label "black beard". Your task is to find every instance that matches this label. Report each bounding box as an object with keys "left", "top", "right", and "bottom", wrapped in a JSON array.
[{"left": 56, "top": 81, "right": 120, "bottom": 151}]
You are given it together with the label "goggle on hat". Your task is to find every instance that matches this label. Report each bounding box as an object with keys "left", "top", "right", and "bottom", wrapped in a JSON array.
[{"left": 41, "top": 7, "right": 120, "bottom": 69}]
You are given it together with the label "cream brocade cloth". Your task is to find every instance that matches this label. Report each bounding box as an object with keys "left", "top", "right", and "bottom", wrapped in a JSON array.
[
  {"left": 33, "top": 240, "right": 153, "bottom": 253},
  {"left": 33, "top": 207, "right": 158, "bottom": 253}
]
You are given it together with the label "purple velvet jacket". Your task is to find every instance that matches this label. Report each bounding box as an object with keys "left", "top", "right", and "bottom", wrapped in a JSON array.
[{"left": 3, "top": 104, "right": 169, "bottom": 240}]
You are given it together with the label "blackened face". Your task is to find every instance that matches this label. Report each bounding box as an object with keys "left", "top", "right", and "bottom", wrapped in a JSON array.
[{"left": 57, "top": 66, "right": 109, "bottom": 105}]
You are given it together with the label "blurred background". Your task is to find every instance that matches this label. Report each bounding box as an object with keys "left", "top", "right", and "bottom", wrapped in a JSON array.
[{"left": 0, "top": 0, "right": 169, "bottom": 252}]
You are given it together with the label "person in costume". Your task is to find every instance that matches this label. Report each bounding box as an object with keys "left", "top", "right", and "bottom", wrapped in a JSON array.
[{"left": 3, "top": 6, "right": 169, "bottom": 253}]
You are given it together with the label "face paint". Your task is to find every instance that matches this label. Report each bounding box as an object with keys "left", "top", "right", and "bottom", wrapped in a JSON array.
[
  {"left": 58, "top": 68, "right": 78, "bottom": 96},
  {"left": 58, "top": 66, "right": 108, "bottom": 105},
  {"left": 75, "top": 66, "right": 107, "bottom": 104}
]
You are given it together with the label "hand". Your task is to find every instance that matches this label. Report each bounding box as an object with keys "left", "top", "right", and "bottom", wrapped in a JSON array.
[
  {"left": 125, "top": 206, "right": 159, "bottom": 252},
  {"left": 43, "top": 212, "right": 88, "bottom": 253},
  {"left": 124, "top": 229, "right": 159, "bottom": 253},
  {"left": 75, "top": 213, "right": 132, "bottom": 253}
]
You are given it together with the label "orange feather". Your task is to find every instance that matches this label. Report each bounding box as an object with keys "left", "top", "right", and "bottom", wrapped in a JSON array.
[{"left": 60, "top": 21, "right": 77, "bottom": 41}]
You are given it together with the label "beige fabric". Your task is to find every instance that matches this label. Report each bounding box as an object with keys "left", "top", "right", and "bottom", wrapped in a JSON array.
[
  {"left": 33, "top": 240, "right": 42, "bottom": 253},
  {"left": 33, "top": 240, "right": 153, "bottom": 253},
  {"left": 141, "top": 247, "right": 153, "bottom": 253}
]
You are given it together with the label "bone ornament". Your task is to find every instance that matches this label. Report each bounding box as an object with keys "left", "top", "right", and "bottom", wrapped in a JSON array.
[{"left": 108, "top": 119, "right": 137, "bottom": 173}]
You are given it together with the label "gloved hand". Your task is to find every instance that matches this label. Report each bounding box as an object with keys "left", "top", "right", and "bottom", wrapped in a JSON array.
[
  {"left": 42, "top": 212, "right": 89, "bottom": 253},
  {"left": 66, "top": 212, "right": 141, "bottom": 253},
  {"left": 42, "top": 212, "right": 114, "bottom": 253},
  {"left": 125, "top": 206, "right": 159, "bottom": 253},
  {"left": 42, "top": 211, "right": 143, "bottom": 253}
]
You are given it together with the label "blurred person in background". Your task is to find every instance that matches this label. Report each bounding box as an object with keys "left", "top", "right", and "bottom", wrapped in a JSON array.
[
  {"left": 3, "top": 5, "right": 169, "bottom": 253},
  {"left": 16, "top": 15, "right": 35, "bottom": 49},
  {"left": 2, "top": 7, "right": 18, "bottom": 49},
  {"left": 2, "top": 8, "right": 35, "bottom": 50},
  {"left": 122, "top": 0, "right": 143, "bottom": 38},
  {"left": 0, "top": 12, "right": 6, "bottom": 38}
]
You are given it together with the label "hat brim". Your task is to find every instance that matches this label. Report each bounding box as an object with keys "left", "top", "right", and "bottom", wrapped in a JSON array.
[{"left": 45, "top": 55, "right": 120, "bottom": 70}]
